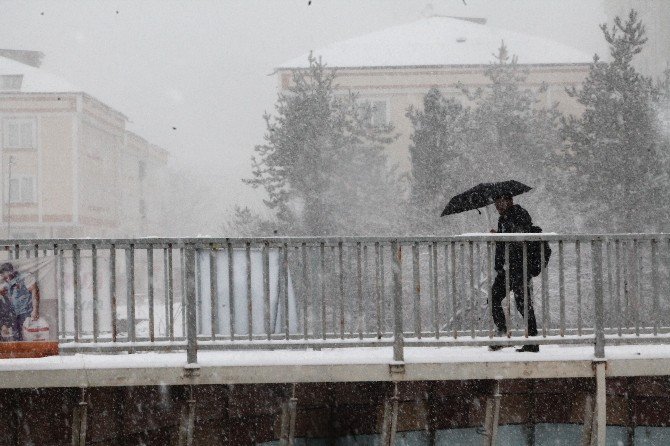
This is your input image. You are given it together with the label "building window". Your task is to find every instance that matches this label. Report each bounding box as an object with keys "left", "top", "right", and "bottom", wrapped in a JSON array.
[
  {"left": 7, "top": 175, "right": 36, "bottom": 203},
  {"left": 358, "top": 98, "right": 390, "bottom": 127},
  {"left": 0, "top": 75, "right": 22, "bottom": 90},
  {"left": 0, "top": 75, "right": 22, "bottom": 91},
  {"left": 3, "top": 118, "right": 36, "bottom": 149}
]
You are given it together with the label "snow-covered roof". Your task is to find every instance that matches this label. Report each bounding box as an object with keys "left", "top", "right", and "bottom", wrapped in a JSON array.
[
  {"left": 0, "top": 56, "right": 131, "bottom": 120},
  {"left": 0, "top": 55, "right": 79, "bottom": 92},
  {"left": 278, "top": 16, "right": 592, "bottom": 69}
]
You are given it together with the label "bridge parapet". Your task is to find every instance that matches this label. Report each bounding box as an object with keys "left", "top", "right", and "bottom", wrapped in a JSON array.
[{"left": 0, "top": 234, "right": 667, "bottom": 363}]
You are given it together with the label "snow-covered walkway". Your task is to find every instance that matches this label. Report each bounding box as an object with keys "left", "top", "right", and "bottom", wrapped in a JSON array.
[{"left": 2, "top": 344, "right": 670, "bottom": 389}]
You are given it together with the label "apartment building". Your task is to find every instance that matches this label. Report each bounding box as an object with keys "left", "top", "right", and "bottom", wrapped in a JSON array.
[
  {"left": 276, "top": 16, "right": 592, "bottom": 171},
  {"left": 0, "top": 51, "right": 168, "bottom": 238}
]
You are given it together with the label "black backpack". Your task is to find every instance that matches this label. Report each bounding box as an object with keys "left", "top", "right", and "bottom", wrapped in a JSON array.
[{"left": 527, "top": 225, "right": 551, "bottom": 277}]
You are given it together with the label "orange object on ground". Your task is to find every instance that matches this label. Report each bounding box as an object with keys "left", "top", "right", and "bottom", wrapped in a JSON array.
[{"left": 0, "top": 341, "right": 59, "bottom": 358}]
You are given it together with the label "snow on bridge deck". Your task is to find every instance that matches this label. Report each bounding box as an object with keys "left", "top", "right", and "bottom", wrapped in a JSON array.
[{"left": 2, "top": 344, "right": 670, "bottom": 389}]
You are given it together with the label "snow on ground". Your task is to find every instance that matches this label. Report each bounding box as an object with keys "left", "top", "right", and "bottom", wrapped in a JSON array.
[{"left": 2, "top": 344, "right": 670, "bottom": 371}]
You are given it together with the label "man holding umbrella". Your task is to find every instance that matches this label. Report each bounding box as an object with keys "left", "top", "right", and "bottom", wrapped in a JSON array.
[
  {"left": 441, "top": 180, "right": 539, "bottom": 353},
  {"left": 489, "top": 193, "right": 539, "bottom": 352}
]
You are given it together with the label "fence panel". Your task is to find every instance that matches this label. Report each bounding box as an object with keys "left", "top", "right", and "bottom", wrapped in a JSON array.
[{"left": 0, "top": 234, "right": 655, "bottom": 360}]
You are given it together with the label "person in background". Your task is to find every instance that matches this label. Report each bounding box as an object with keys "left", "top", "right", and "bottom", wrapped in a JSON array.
[
  {"left": 0, "top": 262, "right": 40, "bottom": 342},
  {"left": 0, "top": 284, "right": 15, "bottom": 341}
]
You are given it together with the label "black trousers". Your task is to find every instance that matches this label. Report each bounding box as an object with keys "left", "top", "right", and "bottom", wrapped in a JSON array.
[{"left": 491, "top": 270, "right": 538, "bottom": 336}]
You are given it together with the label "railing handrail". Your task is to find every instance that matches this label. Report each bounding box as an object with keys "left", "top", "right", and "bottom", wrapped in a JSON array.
[
  {"left": 18, "top": 233, "right": 670, "bottom": 365},
  {"left": 1, "top": 233, "right": 670, "bottom": 248}
]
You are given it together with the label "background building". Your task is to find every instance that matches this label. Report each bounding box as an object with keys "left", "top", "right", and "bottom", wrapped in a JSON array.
[
  {"left": 0, "top": 50, "right": 169, "bottom": 238},
  {"left": 276, "top": 16, "right": 592, "bottom": 171}
]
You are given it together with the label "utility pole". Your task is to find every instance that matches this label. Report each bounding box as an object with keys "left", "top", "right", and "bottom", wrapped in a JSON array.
[{"left": 6, "top": 155, "right": 14, "bottom": 238}]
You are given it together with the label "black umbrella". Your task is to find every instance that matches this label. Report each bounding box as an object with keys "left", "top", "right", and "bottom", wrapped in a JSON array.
[{"left": 440, "top": 180, "right": 532, "bottom": 217}]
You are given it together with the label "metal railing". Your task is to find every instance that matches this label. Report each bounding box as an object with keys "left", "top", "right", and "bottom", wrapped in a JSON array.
[{"left": 5, "top": 234, "right": 670, "bottom": 363}]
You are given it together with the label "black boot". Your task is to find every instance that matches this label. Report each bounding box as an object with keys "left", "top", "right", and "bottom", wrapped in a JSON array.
[
  {"left": 516, "top": 345, "right": 539, "bottom": 353},
  {"left": 488, "top": 330, "right": 507, "bottom": 351}
]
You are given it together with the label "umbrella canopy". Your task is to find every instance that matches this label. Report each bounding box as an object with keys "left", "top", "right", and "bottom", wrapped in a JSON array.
[{"left": 441, "top": 180, "right": 532, "bottom": 217}]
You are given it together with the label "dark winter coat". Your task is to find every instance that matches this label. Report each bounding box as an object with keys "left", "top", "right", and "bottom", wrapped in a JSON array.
[
  {"left": 0, "top": 293, "right": 15, "bottom": 331},
  {"left": 494, "top": 204, "right": 533, "bottom": 274}
]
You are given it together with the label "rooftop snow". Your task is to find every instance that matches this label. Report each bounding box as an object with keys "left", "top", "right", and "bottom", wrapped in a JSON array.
[
  {"left": 0, "top": 55, "right": 79, "bottom": 93},
  {"left": 278, "top": 16, "right": 593, "bottom": 69}
]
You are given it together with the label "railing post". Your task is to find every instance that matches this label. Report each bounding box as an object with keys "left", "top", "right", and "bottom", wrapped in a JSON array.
[
  {"left": 380, "top": 382, "right": 399, "bottom": 446},
  {"left": 125, "top": 244, "right": 135, "bottom": 346},
  {"left": 592, "top": 240, "right": 605, "bottom": 359},
  {"left": 184, "top": 244, "right": 198, "bottom": 364},
  {"left": 70, "top": 388, "right": 88, "bottom": 446},
  {"left": 594, "top": 360, "right": 607, "bottom": 446},
  {"left": 72, "top": 244, "right": 81, "bottom": 343},
  {"left": 593, "top": 239, "right": 607, "bottom": 446},
  {"left": 391, "top": 240, "right": 404, "bottom": 362},
  {"left": 178, "top": 385, "right": 196, "bottom": 446}
]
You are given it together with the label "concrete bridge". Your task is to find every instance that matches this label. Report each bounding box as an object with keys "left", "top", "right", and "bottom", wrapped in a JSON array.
[{"left": 1, "top": 235, "right": 670, "bottom": 445}]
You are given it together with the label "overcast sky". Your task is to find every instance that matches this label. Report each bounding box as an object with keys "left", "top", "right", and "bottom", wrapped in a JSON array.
[{"left": 0, "top": 0, "right": 609, "bottom": 215}]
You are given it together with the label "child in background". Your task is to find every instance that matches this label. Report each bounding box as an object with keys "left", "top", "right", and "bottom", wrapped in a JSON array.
[{"left": 0, "top": 263, "right": 40, "bottom": 342}]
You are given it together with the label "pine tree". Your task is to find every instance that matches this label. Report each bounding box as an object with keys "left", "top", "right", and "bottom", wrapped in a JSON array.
[
  {"left": 406, "top": 87, "right": 470, "bottom": 231},
  {"left": 221, "top": 205, "right": 283, "bottom": 237},
  {"left": 406, "top": 43, "right": 562, "bottom": 233},
  {"left": 560, "top": 10, "right": 667, "bottom": 232},
  {"left": 245, "top": 55, "right": 403, "bottom": 235},
  {"left": 658, "top": 67, "right": 670, "bottom": 134},
  {"left": 463, "top": 43, "right": 561, "bottom": 188}
]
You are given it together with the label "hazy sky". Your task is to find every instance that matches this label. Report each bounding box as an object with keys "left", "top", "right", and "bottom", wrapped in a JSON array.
[{"left": 0, "top": 0, "right": 608, "bottom": 215}]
